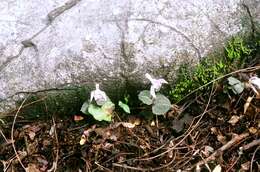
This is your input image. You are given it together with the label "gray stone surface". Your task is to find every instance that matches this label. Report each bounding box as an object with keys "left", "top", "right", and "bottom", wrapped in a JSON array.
[{"left": 0, "top": 0, "right": 259, "bottom": 108}]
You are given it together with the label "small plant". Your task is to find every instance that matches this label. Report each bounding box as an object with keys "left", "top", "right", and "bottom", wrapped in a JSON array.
[
  {"left": 227, "top": 76, "right": 245, "bottom": 95},
  {"left": 170, "top": 35, "right": 256, "bottom": 102},
  {"left": 227, "top": 75, "right": 260, "bottom": 95},
  {"left": 225, "top": 36, "right": 251, "bottom": 61},
  {"left": 226, "top": 75, "right": 260, "bottom": 114},
  {"left": 170, "top": 59, "right": 226, "bottom": 102},
  {"left": 118, "top": 95, "right": 130, "bottom": 114},
  {"left": 118, "top": 101, "right": 130, "bottom": 114},
  {"left": 138, "top": 73, "right": 171, "bottom": 115},
  {"left": 81, "top": 84, "right": 115, "bottom": 122}
]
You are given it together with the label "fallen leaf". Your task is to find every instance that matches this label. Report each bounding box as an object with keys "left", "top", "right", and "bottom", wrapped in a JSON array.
[
  {"left": 241, "top": 161, "right": 250, "bottom": 171},
  {"left": 212, "top": 164, "right": 221, "bottom": 172},
  {"left": 202, "top": 146, "right": 214, "bottom": 157},
  {"left": 248, "top": 127, "right": 257, "bottom": 134},
  {"left": 228, "top": 115, "right": 240, "bottom": 126},
  {"left": 133, "top": 118, "right": 141, "bottom": 126},
  {"left": 109, "top": 135, "right": 117, "bottom": 141},
  {"left": 49, "top": 125, "right": 55, "bottom": 136},
  {"left": 25, "top": 163, "right": 41, "bottom": 172},
  {"left": 217, "top": 135, "right": 227, "bottom": 145},
  {"left": 103, "top": 142, "right": 113, "bottom": 149},
  {"left": 36, "top": 156, "right": 48, "bottom": 171},
  {"left": 28, "top": 131, "right": 36, "bottom": 141},
  {"left": 74, "top": 115, "right": 84, "bottom": 121},
  {"left": 25, "top": 125, "right": 41, "bottom": 141},
  {"left": 117, "top": 156, "right": 125, "bottom": 163},
  {"left": 168, "top": 140, "right": 174, "bottom": 158},
  {"left": 150, "top": 121, "right": 155, "bottom": 127},
  {"left": 80, "top": 134, "right": 87, "bottom": 145},
  {"left": 210, "top": 127, "right": 218, "bottom": 135},
  {"left": 244, "top": 96, "right": 253, "bottom": 114},
  {"left": 128, "top": 116, "right": 141, "bottom": 126},
  {"left": 121, "top": 122, "right": 135, "bottom": 128}
]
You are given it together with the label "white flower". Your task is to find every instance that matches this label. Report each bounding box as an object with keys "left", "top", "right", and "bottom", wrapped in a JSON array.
[
  {"left": 250, "top": 76, "right": 260, "bottom": 89},
  {"left": 90, "top": 83, "right": 107, "bottom": 103},
  {"left": 145, "top": 73, "right": 168, "bottom": 98},
  {"left": 249, "top": 76, "right": 260, "bottom": 95}
]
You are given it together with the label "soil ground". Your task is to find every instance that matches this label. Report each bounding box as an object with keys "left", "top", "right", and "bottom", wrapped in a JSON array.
[{"left": 0, "top": 68, "right": 260, "bottom": 172}]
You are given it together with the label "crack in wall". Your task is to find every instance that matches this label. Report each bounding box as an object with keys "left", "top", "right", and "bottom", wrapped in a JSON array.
[
  {"left": 109, "top": 18, "right": 202, "bottom": 60},
  {"left": 242, "top": 3, "right": 257, "bottom": 38},
  {"left": 47, "top": 0, "right": 81, "bottom": 22},
  {"left": 0, "top": 0, "right": 81, "bottom": 73},
  {"left": 0, "top": 0, "right": 257, "bottom": 104}
]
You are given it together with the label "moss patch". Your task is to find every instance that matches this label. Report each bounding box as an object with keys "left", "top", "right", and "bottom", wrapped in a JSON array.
[{"left": 170, "top": 30, "right": 260, "bottom": 102}]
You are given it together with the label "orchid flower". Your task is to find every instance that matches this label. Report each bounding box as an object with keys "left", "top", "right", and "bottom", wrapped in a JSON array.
[
  {"left": 90, "top": 83, "right": 107, "bottom": 103},
  {"left": 145, "top": 73, "right": 168, "bottom": 98},
  {"left": 249, "top": 76, "right": 260, "bottom": 95}
]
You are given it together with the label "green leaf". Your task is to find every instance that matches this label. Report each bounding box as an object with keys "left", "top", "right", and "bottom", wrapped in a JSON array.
[
  {"left": 88, "top": 104, "right": 112, "bottom": 122},
  {"left": 80, "top": 101, "right": 89, "bottom": 114},
  {"left": 152, "top": 94, "right": 171, "bottom": 115},
  {"left": 228, "top": 76, "right": 240, "bottom": 85},
  {"left": 118, "top": 101, "right": 130, "bottom": 114},
  {"left": 227, "top": 77, "right": 244, "bottom": 94},
  {"left": 101, "top": 101, "right": 115, "bottom": 114},
  {"left": 138, "top": 90, "right": 153, "bottom": 105}
]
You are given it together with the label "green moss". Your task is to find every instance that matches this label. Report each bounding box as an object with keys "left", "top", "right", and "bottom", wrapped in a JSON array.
[
  {"left": 170, "top": 32, "right": 259, "bottom": 102},
  {"left": 225, "top": 36, "right": 251, "bottom": 62}
]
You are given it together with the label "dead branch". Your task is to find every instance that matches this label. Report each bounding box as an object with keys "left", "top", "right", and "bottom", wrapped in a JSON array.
[
  {"left": 243, "top": 139, "right": 260, "bottom": 151},
  {"left": 11, "top": 97, "right": 29, "bottom": 171},
  {"left": 187, "top": 132, "right": 250, "bottom": 171}
]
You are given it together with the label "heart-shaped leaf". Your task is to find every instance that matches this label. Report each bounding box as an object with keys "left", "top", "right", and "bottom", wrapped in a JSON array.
[
  {"left": 101, "top": 101, "right": 115, "bottom": 114},
  {"left": 88, "top": 104, "right": 112, "bottom": 122},
  {"left": 227, "top": 77, "right": 244, "bottom": 94},
  {"left": 80, "top": 101, "right": 89, "bottom": 114},
  {"left": 152, "top": 94, "right": 171, "bottom": 115},
  {"left": 118, "top": 101, "right": 130, "bottom": 114},
  {"left": 138, "top": 90, "right": 153, "bottom": 105}
]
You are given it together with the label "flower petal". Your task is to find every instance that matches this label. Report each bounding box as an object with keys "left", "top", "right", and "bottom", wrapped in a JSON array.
[
  {"left": 90, "top": 91, "right": 94, "bottom": 102},
  {"left": 145, "top": 73, "right": 153, "bottom": 82},
  {"left": 150, "top": 86, "right": 156, "bottom": 98},
  {"left": 250, "top": 76, "right": 260, "bottom": 89}
]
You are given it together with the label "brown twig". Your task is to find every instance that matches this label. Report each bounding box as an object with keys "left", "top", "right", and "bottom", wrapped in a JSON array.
[
  {"left": 11, "top": 96, "right": 29, "bottom": 171},
  {"left": 47, "top": 117, "right": 59, "bottom": 172},
  {"left": 95, "top": 161, "right": 113, "bottom": 172},
  {"left": 0, "top": 129, "right": 9, "bottom": 143},
  {"left": 187, "top": 132, "right": 250, "bottom": 171},
  {"left": 250, "top": 146, "right": 259, "bottom": 172},
  {"left": 226, "top": 155, "right": 241, "bottom": 172},
  {"left": 243, "top": 139, "right": 260, "bottom": 150}
]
